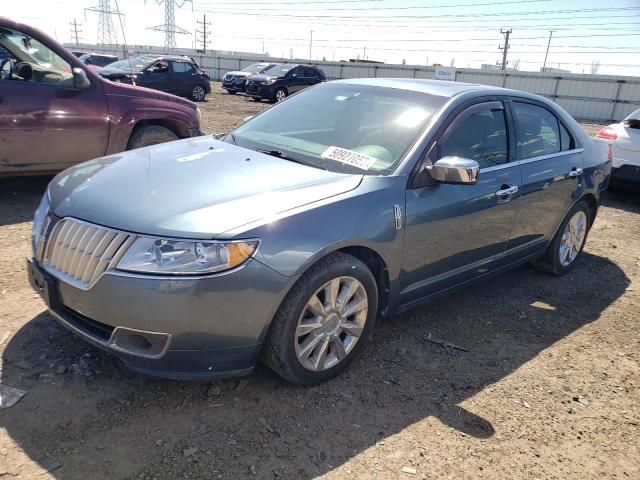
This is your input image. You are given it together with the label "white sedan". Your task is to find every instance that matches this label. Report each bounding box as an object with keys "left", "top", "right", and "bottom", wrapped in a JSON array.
[{"left": 596, "top": 108, "right": 640, "bottom": 188}]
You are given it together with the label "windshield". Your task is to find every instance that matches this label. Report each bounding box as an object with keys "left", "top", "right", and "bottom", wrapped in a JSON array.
[
  {"left": 106, "top": 56, "right": 153, "bottom": 71},
  {"left": 242, "top": 63, "right": 271, "bottom": 74},
  {"left": 262, "top": 64, "right": 293, "bottom": 77},
  {"left": 625, "top": 108, "right": 640, "bottom": 121},
  {"left": 230, "top": 83, "right": 446, "bottom": 175}
]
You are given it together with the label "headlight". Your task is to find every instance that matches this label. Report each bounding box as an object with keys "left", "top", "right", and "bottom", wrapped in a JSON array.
[
  {"left": 260, "top": 79, "right": 276, "bottom": 85},
  {"left": 31, "top": 191, "right": 50, "bottom": 256},
  {"left": 117, "top": 237, "right": 259, "bottom": 275}
]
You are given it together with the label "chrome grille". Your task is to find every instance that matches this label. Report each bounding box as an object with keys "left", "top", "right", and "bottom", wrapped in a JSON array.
[{"left": 42, "top": 218, "right": 134, "bottom": 290}]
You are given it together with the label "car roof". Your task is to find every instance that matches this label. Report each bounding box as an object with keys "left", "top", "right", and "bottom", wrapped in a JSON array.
[{"left": 334, "top": 78, "right": 512, "bottom": 98}]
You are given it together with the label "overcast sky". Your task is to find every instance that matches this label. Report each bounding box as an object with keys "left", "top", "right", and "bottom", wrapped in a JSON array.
[{"left": 4, "top": 0, "right": 640, "bottom": 75}]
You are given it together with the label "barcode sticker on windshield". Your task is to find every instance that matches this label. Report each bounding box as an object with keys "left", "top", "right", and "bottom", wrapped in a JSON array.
[{"left": 321, "top": 146, "right": 377, "bottom": 170}]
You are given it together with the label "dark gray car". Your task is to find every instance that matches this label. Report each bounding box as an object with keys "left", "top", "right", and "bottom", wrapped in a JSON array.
[{"left": 28, "top": 78, "right": 611, "bottom": 385}]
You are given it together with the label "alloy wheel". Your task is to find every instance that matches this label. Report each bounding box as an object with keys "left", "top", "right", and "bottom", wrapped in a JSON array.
[
  {"left": 294, "top": 276, "right": 368, "bottom": 372},
  {"left": 559, "top": 210, "right": 587, "bottom": 266},
  {"left": 275, "top": 89, "right": 287, "bottom": 102},
  {"left": 192, "top": 85, "right": 206, "bottom": 101}
]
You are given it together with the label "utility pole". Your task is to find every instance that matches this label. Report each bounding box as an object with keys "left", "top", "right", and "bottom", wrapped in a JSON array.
[
  {"left": 70, "top": 18, "right": 82, "bottom": 46},
  {"left": 542, "top": 30, "right": 555, "bottom": 72},
  {"left": 363, "top": 46, "right": 367, "bottom": 59},
  {"left": 147, "top": 0, "right": 193, "bottom": 50},
  {"left": 196, "top": 14, "right": 211, "bottom": 53},
  {"left": 499, "top": 29, "right": 511, "bottom": 70},
  {"left": 85, "top": 0, "right": 123, "bottom": 45},
  {"left": 309, "top": 30, "right": 313, "bottom": 60}
]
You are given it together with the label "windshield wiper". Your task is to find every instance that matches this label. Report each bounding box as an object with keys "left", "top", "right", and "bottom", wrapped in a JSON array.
[{"left": 256, "top": 148, "right": 326, "bottom": 170}]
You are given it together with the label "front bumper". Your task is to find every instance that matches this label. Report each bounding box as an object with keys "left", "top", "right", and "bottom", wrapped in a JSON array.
[
  {"left": 27, "top": 256, "right": 291, "bottom": 380},
  {"left": 245, "top": 83, "right": 274, "bottom": 100},
  {"left": 222, "top": 79, "right": 247, "bottom": 92}
]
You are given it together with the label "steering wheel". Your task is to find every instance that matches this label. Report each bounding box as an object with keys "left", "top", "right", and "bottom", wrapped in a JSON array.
[{"left": 0, "top": 58, "right": 13, "bottom": 80}]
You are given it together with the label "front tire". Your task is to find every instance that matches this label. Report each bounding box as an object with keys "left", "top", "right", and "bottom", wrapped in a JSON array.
[
  {"left": 190, "top": 84, "right": 206, "bottom": 101},
  {"left": 274, "top": 88, "right": 287, "bottom": 103},
  {"left": 262, "top": 252, "right": 378, "bottom": 385},
  {"left": 532, "top": 200, "right": 591, "bottom": 275},
  {"left": 126, "top": 125, "right": 178, "bottom": 150}
]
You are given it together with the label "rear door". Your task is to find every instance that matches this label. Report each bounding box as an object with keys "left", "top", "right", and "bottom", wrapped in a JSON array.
[
  {"left": 169, "top": 60, "right": 193, "bottom": 96},
  {"left": 300, "top": 67, "right": 323, "bottom": 90},
  {"left": 0, "top": 31, "right": 109, "bottom": 174},
  {"left": 400, "top": 99, "right": 521, "bottom": 304},
  {"left": 506, "top": 99, "right": 583, "bottom": 253}
]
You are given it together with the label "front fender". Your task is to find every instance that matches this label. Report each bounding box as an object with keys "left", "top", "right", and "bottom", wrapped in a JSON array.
[{"left": 105, "top": 93, "right": 199, "bottom": 154}]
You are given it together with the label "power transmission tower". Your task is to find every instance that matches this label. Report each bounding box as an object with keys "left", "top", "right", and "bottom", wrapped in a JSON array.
[
  {"left": 70, "top": 18, "right": 82, "bottom": 46},
  {"left": 85, "top": 0, "right": 122, "bottom": 45},
  {"left": 147, "top": 0, "right": 193, "bottom": 50},
  {"left": 196, "top": 14, "right": 211, "bottom": 53},
  {"left": 499, "top": 29, "right": 512, "bottom": 70}
]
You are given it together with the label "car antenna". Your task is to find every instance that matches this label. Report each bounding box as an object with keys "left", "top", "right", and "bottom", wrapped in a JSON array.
[{"left": 113, "top": 0, "right": 134, "bottom": 77}]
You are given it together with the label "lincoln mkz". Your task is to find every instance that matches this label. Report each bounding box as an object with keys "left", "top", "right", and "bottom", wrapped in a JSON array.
[{"left": 28, "top": 78, "right": 611, "bottom": 384}]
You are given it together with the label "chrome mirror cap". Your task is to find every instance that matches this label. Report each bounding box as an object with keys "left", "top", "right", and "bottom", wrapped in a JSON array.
[{"left": 428, "top": 156, "right": 479, "bottom": 185}]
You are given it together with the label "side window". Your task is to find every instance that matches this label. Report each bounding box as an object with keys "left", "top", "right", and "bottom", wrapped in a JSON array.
[
  {"left": 1, "top": 30, "right": 73, "bottom": 86},
  {"left": 171, "top": 61, "right": 187, "bottom": 73},
  {"left": 438, "top": 104, "right": 508, "bottom": 169},
  {"left": 559, "top": 122, "right": 574, "bottom": 151},
  {"left": 290, "top": 67, "right": 303, "bottom": 77},
  {"left": 303, "top": 67, "right": 318, "bottom": 78},
  {"left": 185, "top": 62, "right": 196, "bottom": 73},
  {"left": 512, "top": 102, "right": 560, "bottom": 159}
]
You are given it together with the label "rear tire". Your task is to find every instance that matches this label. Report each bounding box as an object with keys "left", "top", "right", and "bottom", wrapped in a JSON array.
[
  {"left": 126, "top": 125, "right": 178, "bottom": 150},
  {"left": 262, "top": 252, "right": 378, "bottom": 385},
  {"left": 532, "top": 200, "right": 591, "bottom": 276}
]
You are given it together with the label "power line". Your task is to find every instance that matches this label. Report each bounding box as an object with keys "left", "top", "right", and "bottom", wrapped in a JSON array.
[
  {"left": 194, "top": 6, "right": 640, "bottom": 20},
  {"left": 69, "top": 18, "right": 82, "bottom": 46},
  {"left": 147, "top": 0, "right": 193, "bottom": 50},
  {"left": 200, "top": 0, "right": 552, "bottom": 11},
  {"left": 196, "top": 14, "right": 211, "bottom": 53}
]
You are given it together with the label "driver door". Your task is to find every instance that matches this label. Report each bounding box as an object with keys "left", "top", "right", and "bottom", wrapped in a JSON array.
[
  {"left": 399, "top": 100, "right": 522, "bottom": 305},
  {"left": 0, "top": 29, "right": 109, "bottom": 174}
]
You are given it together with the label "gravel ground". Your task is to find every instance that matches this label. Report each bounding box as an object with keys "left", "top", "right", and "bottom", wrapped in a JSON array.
[{"left": 0, "top": 84, "right": 638, "bottom": 480}]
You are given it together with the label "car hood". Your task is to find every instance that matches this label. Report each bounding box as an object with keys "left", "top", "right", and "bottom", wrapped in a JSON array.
[
  {"left": 49, "top": 136, "right": 362, "bottom": 239},
  {"left": 97, "top": 66, "right": 137, "bottom": 76},
  {"left": 225, "top": 71, "right": 251, "bottom": 77},
  {"left": 248, "top": 74, "right": 281, "bottom": 82}
]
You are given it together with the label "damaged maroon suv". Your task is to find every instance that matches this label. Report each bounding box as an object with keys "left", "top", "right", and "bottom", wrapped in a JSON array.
[{"left": 0, "top": 17, "right": 203, "bottom": 175}]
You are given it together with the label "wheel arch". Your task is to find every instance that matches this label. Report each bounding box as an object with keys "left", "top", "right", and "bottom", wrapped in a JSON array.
[{"left": 129, "top": 118, "right": 191, "bottom": 140}]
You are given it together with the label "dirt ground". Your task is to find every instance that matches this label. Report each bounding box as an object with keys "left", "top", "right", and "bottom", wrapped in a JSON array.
[{"left": 0, "top": 84, "right": 638, "bottom": 480}]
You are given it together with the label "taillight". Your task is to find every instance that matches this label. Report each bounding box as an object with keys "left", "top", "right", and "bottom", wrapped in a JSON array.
[{"left": 596, "top": 125, "right": 617, "bottom": 140}]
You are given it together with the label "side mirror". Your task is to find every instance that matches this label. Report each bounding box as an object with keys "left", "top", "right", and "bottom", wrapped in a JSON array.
[
  {"left": 243, "top": 115, "right": 254, "bottom": 123},
  {"left": 72, "top": 67, "right": 91, "bottom": 89},
  {"left": 427, "top": 156, "right": 479, "bottom": 185}
]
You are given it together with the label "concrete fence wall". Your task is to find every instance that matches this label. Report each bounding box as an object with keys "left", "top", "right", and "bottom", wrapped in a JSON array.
[{"left": 71, "top": 43, "right": 640, "bottom": 123}]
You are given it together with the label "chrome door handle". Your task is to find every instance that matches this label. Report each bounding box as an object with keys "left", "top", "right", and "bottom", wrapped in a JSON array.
[
  {"left": 496, "top": 185, "right": 519, "bottom": 196},
  {"left": 569, "top": 168, "right": 583, "bottom": 177}
]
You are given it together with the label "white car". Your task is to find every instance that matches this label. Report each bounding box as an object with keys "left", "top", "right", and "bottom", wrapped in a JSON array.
[{"left": 596, "top": 108, "right": 640, "bottom": 188}]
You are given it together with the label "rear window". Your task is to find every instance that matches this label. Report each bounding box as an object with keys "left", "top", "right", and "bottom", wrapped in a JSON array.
[{"left": 512, "top": 102, "right": 560, "bottom": 159}]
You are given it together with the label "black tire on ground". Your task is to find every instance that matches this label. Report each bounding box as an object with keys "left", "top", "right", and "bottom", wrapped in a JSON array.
[
  {"left": 191, "top": 84, "right": 207, "bottom": 101},
  {"left": 227, "top": 91, "right": 237, "bottom": 95},
  {"left": 252, "top": 97, "right": 261, "bottom": 102},
  {"left": 262, "top": 252, "right": 378, "bottom": 385},
  {"left": 273, "top": 88, "right": 287, "bottom": 103},
  {"left": 531, "top": 200, "right": 592, "bottom": 276},
  {"left": 126, "top": 125, "right": 179, "bottom": 150}
]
